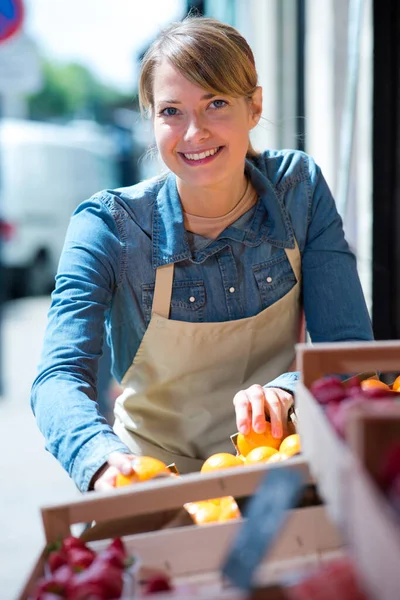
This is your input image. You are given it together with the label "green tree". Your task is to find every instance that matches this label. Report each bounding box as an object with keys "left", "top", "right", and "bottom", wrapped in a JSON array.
[{"left": 27, "top": 60, "right": 133, "bottom": 122}]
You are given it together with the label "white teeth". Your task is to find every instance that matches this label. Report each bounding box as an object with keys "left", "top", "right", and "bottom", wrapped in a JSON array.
[{"left": 183, "top": 147, "right": 219, "bottom": 161}]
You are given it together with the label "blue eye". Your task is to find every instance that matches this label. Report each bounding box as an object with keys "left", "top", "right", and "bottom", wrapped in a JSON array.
[
  {"left": 210, "top": 99, "right": 228, "bottom": 109},
  {"left": 161, "top": 107, "right": 179, "bottom": 116}
]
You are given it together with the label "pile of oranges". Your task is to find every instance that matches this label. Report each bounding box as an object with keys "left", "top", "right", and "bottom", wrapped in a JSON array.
[{"left": 114, "top": 422, "right": 301, "bottom": 526}]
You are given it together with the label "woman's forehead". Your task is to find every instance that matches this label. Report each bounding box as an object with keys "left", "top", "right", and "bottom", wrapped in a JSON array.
[{"left": 152, "top": 60, "right": 213, "bottom": 102}]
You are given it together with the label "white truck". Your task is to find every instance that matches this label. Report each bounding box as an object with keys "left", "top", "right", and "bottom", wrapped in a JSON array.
[{"left": 0, "top": 118, "right": 119, "bottom": 297}]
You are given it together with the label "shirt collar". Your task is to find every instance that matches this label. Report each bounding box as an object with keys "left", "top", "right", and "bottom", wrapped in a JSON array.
[{"left": 152, "top": 157, "right": 294, "bottom": 269}]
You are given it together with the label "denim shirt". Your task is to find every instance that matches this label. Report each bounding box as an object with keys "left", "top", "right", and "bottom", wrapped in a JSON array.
[{"left": 31, "top": 150, "right": 373, "bottom": 491}]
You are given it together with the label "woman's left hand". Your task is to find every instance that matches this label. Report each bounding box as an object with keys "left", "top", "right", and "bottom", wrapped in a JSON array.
[{"left": 233, "top": 385, "right": 294, "bottom": 439}]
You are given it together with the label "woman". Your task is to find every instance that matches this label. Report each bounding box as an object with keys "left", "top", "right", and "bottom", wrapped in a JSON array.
[{"left": 31, "top": 17, "right": 373, "bottom": 493}]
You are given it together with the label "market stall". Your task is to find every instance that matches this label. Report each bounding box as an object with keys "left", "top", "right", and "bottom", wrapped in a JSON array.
[{"left": 20, "top": 341, "right": 400, "bottom": 599}]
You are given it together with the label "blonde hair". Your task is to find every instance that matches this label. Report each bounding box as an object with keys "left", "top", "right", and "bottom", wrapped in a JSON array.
[{"left": 139, "top": 16, "right": 259, "bottom": 157}]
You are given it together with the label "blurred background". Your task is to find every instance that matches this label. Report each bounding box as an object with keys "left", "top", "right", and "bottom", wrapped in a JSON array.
[{"left": 1, "top": 0, "right": 399, "bottom": 597}]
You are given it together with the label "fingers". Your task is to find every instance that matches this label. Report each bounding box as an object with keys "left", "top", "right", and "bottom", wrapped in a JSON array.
[
  {"left": 233, "top": 390, "right": 251, "bottom": 434},
  {"left": 233, "top": 385, "right": 269, "bottom": 434},
  {"left": 93, "top": 465, "right": 119, "bottom": 492},
  {"left": 265, "top": 390, "right": 283, "bottom": 439},
  {"left": 93, "top": 452, "right": 135, "bottom": 492},
  {"left": 107, "top": 451, "right": 135, "bottom": 475},
  {"left": 234, "top": 385, "right": 294, "bottom": 439},
  {"left": 247, "top": 385, "right": 268, "bottom": 433},
  {"left": 264, "top": 388, "right": 294, "bottom": 438}
]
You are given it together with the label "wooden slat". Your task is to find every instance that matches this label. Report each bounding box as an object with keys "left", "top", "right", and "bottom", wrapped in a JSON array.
[
  {"left": 296, "top": 340, "right": 400, "bottom": 387},
  {"left": 41, "top": 459, "right": 311, "bottom": 544}
]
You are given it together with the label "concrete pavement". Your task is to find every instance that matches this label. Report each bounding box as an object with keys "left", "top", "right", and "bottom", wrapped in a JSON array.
[{"left": 0, "top": 298, "right": 80, "bottom": 599}]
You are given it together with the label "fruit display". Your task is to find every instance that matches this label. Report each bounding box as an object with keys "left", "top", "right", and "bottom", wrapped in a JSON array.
[
  {"left": 111, "top": 420, "right": 301, "bottom": 527},
  {"left": 310, "top": 375, "right": 400, "bottom": 438},
  {"left": 31, "top": 536, "right": 137, "bottom": 600}
]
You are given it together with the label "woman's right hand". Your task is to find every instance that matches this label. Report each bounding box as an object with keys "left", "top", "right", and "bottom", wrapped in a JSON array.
[{"left": 92, "top": 451, "right": 135, "bottom": 492}]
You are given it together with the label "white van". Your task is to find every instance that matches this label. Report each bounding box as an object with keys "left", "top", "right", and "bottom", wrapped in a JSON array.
[{"left": 0, "top": 119, "right": 119, "bottom": 297}]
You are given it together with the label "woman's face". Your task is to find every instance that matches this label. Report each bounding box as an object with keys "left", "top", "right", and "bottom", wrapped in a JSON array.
[{"left": 152, "top": 59, "right": 261, "bottom": 192}]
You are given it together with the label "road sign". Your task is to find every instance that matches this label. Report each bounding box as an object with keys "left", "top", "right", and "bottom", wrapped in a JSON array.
[{"left": 0, "top": 0, "right": 24, "bottom": 43}]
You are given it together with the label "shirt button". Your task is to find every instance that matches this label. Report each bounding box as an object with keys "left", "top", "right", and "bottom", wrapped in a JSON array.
[
  {"left": 189, "top": 296, "right": 196, "bottom": 302},
  {"left": 266, "top": 277, "right": 273, "bottom": 283},
  {"left": 229, "top": 287, "right": 235, "bottom": 293}
]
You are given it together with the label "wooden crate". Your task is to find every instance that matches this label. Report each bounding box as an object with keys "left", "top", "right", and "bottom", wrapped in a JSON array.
[
  {"left": 19, "top": 459, "right": 344, "bottom": 599},
  {"left": 296, "top": 340, "right": 400, "bottom": 600}
]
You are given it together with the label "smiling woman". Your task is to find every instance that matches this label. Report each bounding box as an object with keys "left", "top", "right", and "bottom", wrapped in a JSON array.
[{"left": 30, "top": 15, "right": 373, "bottom": 495}]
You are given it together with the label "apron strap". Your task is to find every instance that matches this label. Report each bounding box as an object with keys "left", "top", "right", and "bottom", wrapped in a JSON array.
[
  {"left": 152, "top": 263, "right": 175, "bottom": 318},
  {"left": 284, "top": 239, "right": 301, "bottom": 282}
]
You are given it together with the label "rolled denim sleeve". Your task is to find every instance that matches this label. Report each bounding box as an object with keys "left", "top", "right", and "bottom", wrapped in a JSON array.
[
  {"left": 264, "top": 371, "right": 299, "bottom": 395},
  {"left": 31, "top": 194, "right": 131, "bottom": 492}
]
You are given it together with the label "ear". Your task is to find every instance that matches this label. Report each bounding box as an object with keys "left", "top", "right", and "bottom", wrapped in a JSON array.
[{"left": 248, "top": 86, "right": 263, "bottom": 129}]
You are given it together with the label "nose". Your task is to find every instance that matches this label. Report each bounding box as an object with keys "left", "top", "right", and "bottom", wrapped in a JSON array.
[{"left": 183, "top": 113, "right": 210, "bottom": 144}]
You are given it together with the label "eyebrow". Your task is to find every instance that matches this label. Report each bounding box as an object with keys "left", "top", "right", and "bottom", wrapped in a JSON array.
[{"left": 157, "top": 93, "right": 217, "bottom": 104}]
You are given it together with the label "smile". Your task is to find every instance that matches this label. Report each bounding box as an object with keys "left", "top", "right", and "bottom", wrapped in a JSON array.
[{"left": 178, "top": 146, "right": 224, "bottom": 165}]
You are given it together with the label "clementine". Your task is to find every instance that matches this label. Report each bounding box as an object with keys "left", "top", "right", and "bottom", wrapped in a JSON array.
[
  {"left": 200, "top": 453, "right": 243, "bottom": 473},
  {"left": 268, "top": 452, "right": 289, "bottom": 463},
  {"left": 219, "top": 497, "right": 241, "bottom": 521},
  {"left": 392, "top": 376, "right": 400, "bottom": 392},
  {"left": 244, "top": 446, "right": 278, "bottom": 464},
  {"left": 361, "top": 378, "right": 391, "bottom": 391},
  {"left": 279, "top": 434, "right": 301, "bottom": 457},
  {"left": 192, "top": 502, "right": 221, "bottom": 525},
  {"left": 236, "top": 422, "right": 282, "bottom": 456},
  {"left": 115, "top": 456, "right": 170, "bottom": 487}
]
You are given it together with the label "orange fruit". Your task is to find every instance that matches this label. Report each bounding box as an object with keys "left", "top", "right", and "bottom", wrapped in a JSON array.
[
  {"left": 115, "top": 456, "right": 170, "bottom": 487},
  {"left": 279, "top": 434, "right": 301, "bottom": 457},
  {"left": 392, "top": 376, "right": 400, "bottom": 392},
  {"left": 192, "top": 502, "right": 221, "bottom": 525},
  {"left": 184, "top": 500, "right": 211, "bottom": 516},
  {"left": 361, "top": 378, "right": 391, "bottom": 391},
  {"left": 219, "top": 497, "right": 241, "bottom": 521},
  {"left": 201, "top": 453, "right": 243, "bottom": 473},
  {"left": 237, "top": 454, "right": 247, "bottom": 463},
  {"left": 236, "top": 422, "right": 282, "bottom": 456},
  {"left": 244, "top": 446, "right": 278, "bottom": 464},
  {"left": 268, "top": 452, "right": 289, "bottom": 463}
]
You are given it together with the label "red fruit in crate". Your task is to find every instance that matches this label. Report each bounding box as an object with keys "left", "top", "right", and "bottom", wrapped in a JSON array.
[
  {"left": 67, "top": 581, "right": 106, "bottom": 600},
  {"left": 95, "top": 545, "right": 125, "bottom": 570},
  {"left": 108, "top": 537, "right": 127, "bottom": 558},
  {"left": 310, "top": 376, "right": 347, "bottom": 405},
  {"left": 38, "top": 594, "right": 68, "bottom": 600},
  {"left": 68, "top": 547, "right": 96, "bottom": 572},
  {"left": 378, "top": 443, "right": 400, "bottom": 490},
  {"left": 47, "top": 549, "right": 68, "bottom": 573},
  {"left": 345, "top": 376, "right": 361, "bottom": 390},
  {"left": 325, "top": 397, "right": 366, "bottom": 438},
  {"left": 34, "top": 565, "right": 76, "bottom": 598},
  {"left": 74, "top": 562, "right": 124, "bottom": 599},
  {"left": 144, "top": 574, "right": 173, "bottom": 595},
  {"left": 62, "top": 536, "right": 87, "bottom": 553}
]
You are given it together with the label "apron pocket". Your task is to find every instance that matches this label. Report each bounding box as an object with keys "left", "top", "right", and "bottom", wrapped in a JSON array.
[{"left": 253, "top": 253, "right": 296, "bottom": 309}]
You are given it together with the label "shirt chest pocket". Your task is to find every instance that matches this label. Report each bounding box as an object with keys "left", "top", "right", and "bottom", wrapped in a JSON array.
[
  {"left": 142, "top": 280, "right": 206, "bottom": 325},
  {"left": 253, "top": 253, "right": 297, "bottom": 310}
]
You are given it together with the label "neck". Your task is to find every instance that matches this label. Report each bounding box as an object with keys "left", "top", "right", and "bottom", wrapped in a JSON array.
[{"left": 177, "top": 174, "right": 248, "bottom": 218}]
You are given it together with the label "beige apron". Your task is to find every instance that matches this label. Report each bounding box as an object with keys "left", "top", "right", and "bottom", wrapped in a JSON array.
[{"left": 114, "top": 242, "right": 302, "bottom": 473}]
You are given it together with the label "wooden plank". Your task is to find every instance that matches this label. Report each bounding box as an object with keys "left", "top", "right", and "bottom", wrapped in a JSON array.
[
  {"left": 296, "top": 340, "right": 400, "bottom": 387},
  {"left": 41, "top": 459, "right": 311, "bottom": 544}
]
